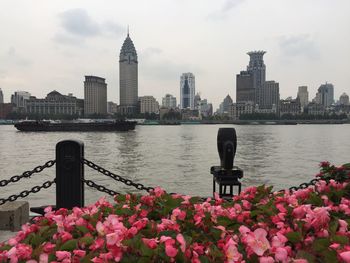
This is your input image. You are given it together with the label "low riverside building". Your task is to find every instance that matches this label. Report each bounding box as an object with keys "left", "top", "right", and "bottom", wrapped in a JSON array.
[
  {"left": 0, "top": 88, "right": 3, "bottom": 104},
  {"left": 139, "top": 96, "right": 159, "bottom": 114},
  {"left": 307, "top": 102, "right": 325, "bottom": 115},
  {"left": 11, "top": 91, "right": 31, "bottom": 113},
  {"left": 107, "top": 101, "right": 118, "bottom": 115},
  {"left": 0, "top": 103, "right": 14, "bottom": 119},
  {"left": 26, "top": 91, "right": 84, "bottom": 116},
  {"left": 229, "top": 102, "right": 254, "bottom": 120},
  {"left": 162, "top": 94, "right": 177, "bottom": 109},
  {"left": 279, "top": 99, "right": 301, "bottom": 117}
]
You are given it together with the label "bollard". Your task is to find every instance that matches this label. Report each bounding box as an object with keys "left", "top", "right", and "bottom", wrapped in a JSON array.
[
  {"left": 56, "top": 140, "right": 84, "bottom": 209},
  {"left": 211, "top": 128, "right": 243, "bottom": 198}
]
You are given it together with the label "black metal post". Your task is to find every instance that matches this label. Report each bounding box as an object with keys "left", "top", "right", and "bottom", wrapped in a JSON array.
[{"left": 56, "top": 140, "right": 84, "bottom": 209}]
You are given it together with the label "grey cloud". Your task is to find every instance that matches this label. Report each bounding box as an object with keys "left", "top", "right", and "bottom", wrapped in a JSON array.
[
  {"left": 207, "top": 0, "right": 245, "bottom": 20},
  {"left": 279, "top": 34, "right": 320, "bottom": 60},
  {"left": 55, "top": 8, "right": 124, "bottom": 45},
  {"left": 59, "top": 8, "right": 100, "bottom": 37}
]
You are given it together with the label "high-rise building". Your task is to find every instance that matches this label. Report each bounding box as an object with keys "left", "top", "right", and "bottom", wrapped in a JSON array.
[
  {"left": 11, "top": 91, "right": 31, "bottom": 112},
  {"left": 180, "top": 73, "right": 195, "bottom": 109},
  {"left": 260, "top": 81, "right": 280, "bottom": 110},
  {"left": 247, "top": 51, "right": 266, "bottom": 106},
  {"left": 316, "top": 82, "right": 334, "bottom": 107},
  {"left": 339, "top": 93, "right": 349, "bottom": 105},
  {"left": 236, "top": 70, "right": 254, "bottom": 103},
  {"left": 0, "top": 88, "right": 3, "bottom": 104},
  {"left": 139, "top": 96, "right": 159, "bottom": 114},
  {"left": 119, "top": 31, "right": 138, "bottom": 115},
  {"left": 84, "top": 76, "right": 107, "bottom": 116},
  {"left": 194, "top": 93, "right": 201, "bottom": 110},
  {"left": 297, "top": 86, "right": 309, "bottom": 109},
  {"left": 162, "top": 94, "right": 177, "bottom": 109},
  {"left": 198, "top": 99, "right": 213, "bottom": 117}
]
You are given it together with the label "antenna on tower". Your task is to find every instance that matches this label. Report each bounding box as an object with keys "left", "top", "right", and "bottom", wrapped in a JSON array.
[{"left": 127, "top": 25, "right": 129, "bottom": 36}]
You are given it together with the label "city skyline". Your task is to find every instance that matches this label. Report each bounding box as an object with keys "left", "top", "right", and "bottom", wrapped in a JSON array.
[{"left": 0, "top": 0, "right": 349, "bottom": 109}]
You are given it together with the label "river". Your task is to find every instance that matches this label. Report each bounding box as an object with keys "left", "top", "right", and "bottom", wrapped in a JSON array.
[{"left": 0, "top": 124, "right": 349, "bottom": 207}]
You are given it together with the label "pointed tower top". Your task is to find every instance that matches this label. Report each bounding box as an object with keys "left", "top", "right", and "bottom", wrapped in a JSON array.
[{"left": 127, "top": 25, "right": 129, "bottom": 37}]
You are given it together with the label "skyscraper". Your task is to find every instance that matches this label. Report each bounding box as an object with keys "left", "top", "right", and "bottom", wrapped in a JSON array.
[
  {"left": 247, "top": 51, "right": 266, "bottom": 106},
  {"left": 236, "top": 70, "right": 254, "bottom": 103},
  {"left": 0, "top": 88, "right": 3, "bottom": 104},
  {"left": 180, "top": 73, "right": 195, "bottom": 109},
  {"left": 316, "top": 82, "right": 334, "bottom": 107},
  {"left": 297, "top": 86, "right": 309, "bottom": 109},
  {"left": 119, "top": 31, "right": 138, "bottom": 115},
  {"left": 260, "top": 81, "right": 280, "bottom": 110},
  {"left": 84, "top": 76, "right": 107, "bottom": 116}
]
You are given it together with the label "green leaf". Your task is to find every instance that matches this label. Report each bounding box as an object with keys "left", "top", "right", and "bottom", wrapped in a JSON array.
[
  {"left": 140, "top": 243, "right": 154, "bottom": 257},
  {"left": 79, "top": 236, "right": 94, "bottom": 247},
  {"left": 0, "top": 245, "right": 12, "bottom": 251},
  {"left": 76, "top": 225, "right": 89, "bottom": 234},
  {"left": 199, "top": 255, "right": 210, "bottom": 263},
  {"left": 329, "top": 220, "right": 339, "bottom": 235},
  {"left": 307, "top": 192, "right": 323, "bottom": 206},
  {"left": 332, "top": 235, "right": 349, "bottom": 245},
  {"left": 321, "top": 249, "right": 338, "bottom": 263},
  {"left": 295, "top": 250, "right": 316, "bottom": 263},
  {"left": 60, "top": 239, "right": 78, "bottom": 251},
  {"left": 286, "top": 232, "right": 302, "bottom": 244},
  {"left": 31, "top": 235, "right": 44, "bottom": 247},
  {"left": 312, "top": 238, "right": 330, "bottom": 253}
]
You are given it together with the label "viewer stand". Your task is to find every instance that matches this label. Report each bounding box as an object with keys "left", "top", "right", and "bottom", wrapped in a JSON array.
[
  {"left": 211, "top": 166, "right": 243, "bottom": 198},
  {"left": 211, "top": 128, "right": 243, "bottom": 199}
]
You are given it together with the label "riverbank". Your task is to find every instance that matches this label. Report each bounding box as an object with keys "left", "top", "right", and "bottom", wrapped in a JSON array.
[{"left": 139, "top": 119, "right": 349, "bottom": 125}]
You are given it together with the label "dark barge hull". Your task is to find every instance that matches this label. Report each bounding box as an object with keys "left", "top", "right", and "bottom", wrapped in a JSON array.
[{"left": 14, "top": 121, "right": 137, "bottom": 132}]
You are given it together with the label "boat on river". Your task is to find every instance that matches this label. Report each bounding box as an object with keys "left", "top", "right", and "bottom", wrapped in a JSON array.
[{"left": 14, "top": 119, "right": 137, "bottom": 132}]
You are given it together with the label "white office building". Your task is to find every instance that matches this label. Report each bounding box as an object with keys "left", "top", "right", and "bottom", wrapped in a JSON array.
[{"left": 162, "top": 94, "right": 177, "bottom": 109}]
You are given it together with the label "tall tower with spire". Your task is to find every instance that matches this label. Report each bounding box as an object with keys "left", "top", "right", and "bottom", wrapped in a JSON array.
[{"left": 119, "top": 29, "right": 138, "bottom": 115}]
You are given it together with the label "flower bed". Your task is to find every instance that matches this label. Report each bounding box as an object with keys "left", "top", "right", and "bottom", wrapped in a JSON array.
[{"left": 1, "top": 162, "right": 350, "bottom": 262}]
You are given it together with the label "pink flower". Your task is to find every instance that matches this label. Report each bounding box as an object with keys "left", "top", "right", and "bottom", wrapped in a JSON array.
[
  {"left": 142, "top": 238, "right": 158, "bottom": 249},
  {"left": 224, "top": 238, "right": 242, "bottom": 262},
  {"left": 73, "top": 249, "right": 86, "bottom": 258},
  {"left": 272, "top": 233, "right": 288, "bottom": 248},
  {"left": 275, "top": 247, "right": 288, "bottom": 263},
  {"left": 340, "top": 251, "right": 350, "bottom": 263},
  {"left": 42, "top": 243, "right": 55, "bottom": 253},
  {"left": 259, "top": 256, "right": 274, "bottom": 263},
  {"left": 339, "top": 219, "right": 348, "bottom": 233},
  {"left": 245, "top": 228, "right": 271, "bottom": 256},
  {"left": 39, "top": 253, "right": 49, "bottom": 263},
  {"left": 56, "top": 251, "right": 71, "bottom": 261},
  {"left": 176, "top": 234, "right": 186, "bottom": 252},
  {"left": 89, "top": 238, "right": 105, "bottom": 251}
]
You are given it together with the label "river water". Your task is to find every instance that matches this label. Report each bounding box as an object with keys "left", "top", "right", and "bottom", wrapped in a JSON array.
[{"left": 0, "top": 124, "right": 349, "bottom": 208}]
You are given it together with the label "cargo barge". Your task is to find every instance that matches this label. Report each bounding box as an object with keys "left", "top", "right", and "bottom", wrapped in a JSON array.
[{"left": 14, "top": 120, "right": 137, "bottom": 132}]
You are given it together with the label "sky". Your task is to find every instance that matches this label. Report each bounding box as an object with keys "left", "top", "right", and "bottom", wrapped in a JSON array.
[{"left": 0, "top": 0, "right": 349, "bottom": 109}]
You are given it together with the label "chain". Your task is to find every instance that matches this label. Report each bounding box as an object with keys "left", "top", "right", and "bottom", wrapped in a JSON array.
[
  {"left": 83, "top": 158, "right": 154, "bottom": 192},
  {"left": 0, "top": 180, "right": 55, "bottom": 205},
  {"left": 288, "top": 178, "right": 321, "bottom": 192},
  {"left": 83, "top": 179, "right": 119, "bottom": 197},
  {"left": 0, "top": 160, "right": 56, "bottom": 187}
]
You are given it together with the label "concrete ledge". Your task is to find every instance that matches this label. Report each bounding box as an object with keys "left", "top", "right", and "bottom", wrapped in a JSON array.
[{"left": 0, "top": 201, "right": 29, "bottom": 231}]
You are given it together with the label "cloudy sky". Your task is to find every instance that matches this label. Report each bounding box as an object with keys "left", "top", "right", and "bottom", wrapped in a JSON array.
[{"left": 0, "top": 0, "right": 349, "bottom": 109}]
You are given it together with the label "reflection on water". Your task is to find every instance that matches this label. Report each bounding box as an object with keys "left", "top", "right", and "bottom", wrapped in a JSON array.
[{"left": 1, "top": 124, "right": 350, "bottom": 207}]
